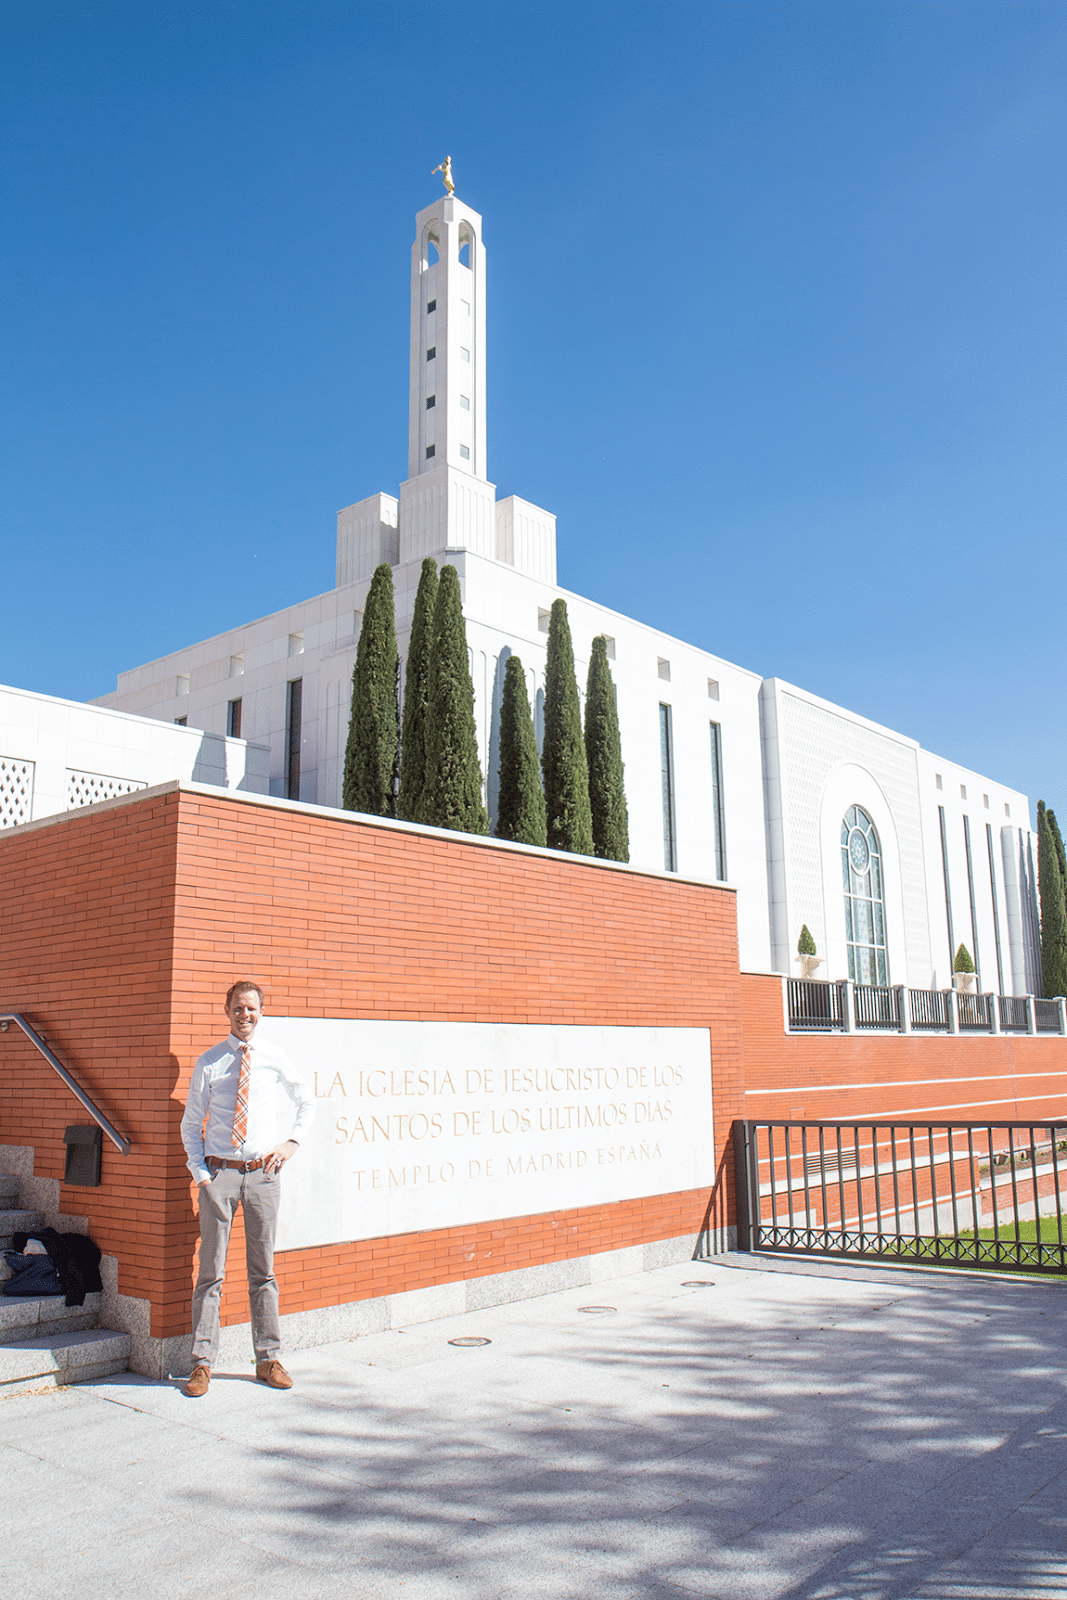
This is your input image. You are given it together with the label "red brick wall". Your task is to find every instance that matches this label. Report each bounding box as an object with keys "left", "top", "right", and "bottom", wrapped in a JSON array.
[
  {"left": 739, "top": 972, "right": 1067, "bottom": 1126},
  {"left": 168, "top": 792, "right": 741, "bottom": 1332},
  {"left": 7, "top": 788, "right": 1063, "bottom": 1346},
  {"left": 0, "top": 792, "right": 181, "bottom": 1323},
  {"left": 0, "top": 787, "right": 742, "bottom": 1338}
]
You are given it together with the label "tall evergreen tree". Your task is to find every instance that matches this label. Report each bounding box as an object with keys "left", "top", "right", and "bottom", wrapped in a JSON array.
[
  {"left": 495, "top": 655, "right": 547, "bottom": 846},
  {"left": 584, "top": 635, "right": 629, "bottom": 862},
  {"left": 1037, "top": 800, "right": 1067, "bottom": 997},
  {"left": 397, "top": 557, "right": 438, "bottom": 821},
  {"left": 416, "top": 564, "right": 488, "bottom": 834},
  {"left": 343, "top": 563, "right": 399, "bottom": 817},
  {"left": 541, "top": 598, "right": 594, "bottom": 855},
  {"left": 1049, "top": 808, "right": 1067, "bottom": 894}
]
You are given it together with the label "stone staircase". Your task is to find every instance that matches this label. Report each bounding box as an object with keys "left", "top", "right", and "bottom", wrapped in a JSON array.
[{"left": 0, "top": 1172, "right": 130, "bottom": 1395}]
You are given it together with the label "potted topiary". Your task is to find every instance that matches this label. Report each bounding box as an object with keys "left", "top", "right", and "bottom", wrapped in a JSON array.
[
  {"left": 796, "top": 924, "right": 822, "bottom": 979},
  {"left": 952, "top": 944, "right": 976, "bottom": 992}
]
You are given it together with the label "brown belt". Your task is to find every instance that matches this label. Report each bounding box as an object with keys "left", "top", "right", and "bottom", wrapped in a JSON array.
[{"left": 207, "top": 1156, "right": 266, "bottom": 1173}]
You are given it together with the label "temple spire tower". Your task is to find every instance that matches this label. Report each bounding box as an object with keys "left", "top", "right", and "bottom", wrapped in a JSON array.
[{"left": 398, "top": 184, "right": 495, "bottom": 565}]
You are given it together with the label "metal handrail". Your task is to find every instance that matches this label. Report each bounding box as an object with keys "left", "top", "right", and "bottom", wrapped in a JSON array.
[{"left": 0, "top": 1013, "right": 131, "bottom": 1154}]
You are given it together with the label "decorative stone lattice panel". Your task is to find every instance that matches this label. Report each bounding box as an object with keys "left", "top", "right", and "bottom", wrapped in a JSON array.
[
  {"left": 780, "top": 694, "right": 932, "bottom": 982},
  {"left": 66, "top": 770, "right": 147, "bottom": 810},
  {"left": 0, "top": 758, "right": 34, "bottom": 828}
]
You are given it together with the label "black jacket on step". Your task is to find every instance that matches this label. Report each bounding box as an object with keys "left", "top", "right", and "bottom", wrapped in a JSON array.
[{"left": 9, "top": 1228, "right": 103, "bottom": 1305}]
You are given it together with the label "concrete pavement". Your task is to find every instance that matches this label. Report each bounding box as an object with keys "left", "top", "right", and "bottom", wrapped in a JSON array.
[{"left": 2, "top": 1253, "right": 1066, "bottom": 1600}]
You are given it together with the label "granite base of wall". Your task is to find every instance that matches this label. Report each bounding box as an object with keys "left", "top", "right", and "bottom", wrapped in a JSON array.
[{"left": 123, "top": 1229, "right": 713, "bottom": 1381}]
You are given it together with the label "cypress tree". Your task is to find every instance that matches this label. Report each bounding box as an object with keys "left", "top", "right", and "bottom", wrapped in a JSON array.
[
  {"left": 1037, "top": 800, "right": 1067, "bottom": 997},
  {"left": 1049, "top": 808, "right": 1067, "bottom": 893},
  {"left": 584, "top": 635, "right": 629, "bottom": 862},
  {"left": 416, "top": 564, "right": 488, "bottom": 834},
  {"left": 343, "top": 562, "right": 399, "bottom": 817},
  {"left": 541, "top": 598, "right": 593, "bottom": 855},
  {"left": 397, "top": 557, "right": 438, "bottom": 821},
  {"left": 495, "top": 654, "right": 546, "bottom": 846}
]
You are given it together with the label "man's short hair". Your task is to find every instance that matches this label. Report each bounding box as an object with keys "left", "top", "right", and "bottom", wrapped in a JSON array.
[{"left": 226, "top": 981, "right": 264, "bottom": 1009}]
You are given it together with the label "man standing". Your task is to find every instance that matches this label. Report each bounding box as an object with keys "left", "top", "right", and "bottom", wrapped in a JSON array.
[{"left": 180, "top": 981, "right": 315, "bottom": 1397}]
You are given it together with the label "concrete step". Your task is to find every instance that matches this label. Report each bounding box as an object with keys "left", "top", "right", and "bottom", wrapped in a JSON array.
[
  {"left": 0, "top": 1176, "right": 19, "bottom": 1206},
  {"left": 0, "top": 1328, "right": 130, "bottom": 1395},
  {"left": 0, "top": 1210, "right": 47, "bottom": 1254},
  {"left": 0, "top": 1291, "right": 101, "bottom": 1344},
  {"left": 0, "top": 1209, "right": 47, "bottom": 1260}
]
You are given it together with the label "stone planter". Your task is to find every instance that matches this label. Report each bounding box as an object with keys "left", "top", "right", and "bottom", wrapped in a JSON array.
[
  {"left": 952, "top": 971, "right": 976, "bottom": 992},
  {"left": 796, "top": 955, "right": 824, "bottom": 980}
]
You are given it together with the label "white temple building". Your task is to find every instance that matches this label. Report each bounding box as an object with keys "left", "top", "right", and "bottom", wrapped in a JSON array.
[{"left": 88, "top": 185, "right": 1039, "bottom": 995}]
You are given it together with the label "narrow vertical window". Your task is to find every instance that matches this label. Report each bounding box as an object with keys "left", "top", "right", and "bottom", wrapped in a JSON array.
[
  {"left": 962, "top": 815, "right": 981, "bottom": 985},
  {"left": 659, "top": 704, "right": 677, "bottom": 873},
  {"left": 709, "top": 722, "right": 727, "bottom": 881},
  {"left": 286, "top": 679, "right": 302, "bottom": 800},
  {"left": 938, "top": 804, "right": 955, "bottom": 976},
  {"left": 842, "top": 806, "right": 888, "bottom": 985},
  {"left": 986, "top": 821, "right": 1005, "bottom": 995},
  {"left": 227, "top": 698, "right": 242, "bottom": 739}
]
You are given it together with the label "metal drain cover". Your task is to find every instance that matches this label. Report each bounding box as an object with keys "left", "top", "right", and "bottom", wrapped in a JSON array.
[
  {"left": 577, "top": 1305, "right": 617, "bottom": 1314},
  {"left": 448, "top": 1336, "right": 491, "bottom": 1347}
]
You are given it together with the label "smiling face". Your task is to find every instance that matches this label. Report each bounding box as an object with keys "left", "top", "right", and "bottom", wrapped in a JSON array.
[{"left": 226, "top": 987, "right": 262, "bottom": 1042}]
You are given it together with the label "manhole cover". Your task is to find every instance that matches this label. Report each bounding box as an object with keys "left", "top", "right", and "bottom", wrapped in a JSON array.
[
  {"left": 448, "top": 1336, "right": 491, "bottom": 1347},
  {"left": 577, "top": 1305, "right": 616, "bottom": 1314},
  {"left": 681, "top": 1280, "right": 715, "bottom": 1287}
]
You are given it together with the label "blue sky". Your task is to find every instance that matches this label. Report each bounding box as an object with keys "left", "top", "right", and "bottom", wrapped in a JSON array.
[{"left": 2, "top": 1, "right": 1065, "bottom": 811}]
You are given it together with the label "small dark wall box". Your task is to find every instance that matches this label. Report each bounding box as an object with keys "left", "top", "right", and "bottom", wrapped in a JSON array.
[{"left": 64, "top": 1125, "right": 102, "bottom": 1186}]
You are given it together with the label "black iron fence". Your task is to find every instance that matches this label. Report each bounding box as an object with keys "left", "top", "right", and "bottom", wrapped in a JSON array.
[
  {"left": 1036, "top": 999, "right": 1062, "bottom": 1034},
  {"left": 910, "top": 987, "right": 949, "bottom": 1031},
  {"left": 957, "top": 991, "right": 991, "bottom": 1031},
  {"left": 735, "top": 1119, "right": 1067, "bottom": 1274},
  {"left": 999, "top": 995, "right": 1029, "bottom": 1032},
  {"left": 854, "top": 983, "right": 900, "bottom": 1029},
  {"left": 785, "top": 978, "right": 844, "bottom": 1031},
  {"left": 785, "top": 978, "right": 1064, "bottom": 1036}
]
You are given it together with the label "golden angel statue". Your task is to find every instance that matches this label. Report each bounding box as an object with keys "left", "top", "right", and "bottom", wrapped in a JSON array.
[{"left": 432, "top": 157, "right": 455, "bottom": 198}]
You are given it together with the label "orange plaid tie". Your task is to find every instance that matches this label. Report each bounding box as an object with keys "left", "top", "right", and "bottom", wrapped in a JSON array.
[{"left": 232, "top": 1043, "right": 251, "bottom": 1148}]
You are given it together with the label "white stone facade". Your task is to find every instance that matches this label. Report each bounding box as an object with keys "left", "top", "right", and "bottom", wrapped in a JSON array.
[
  {"left": 0, "top": 682, "right": 269, "bottom": 827},
  {"left": 92, "top": 191, "right": 1040, "bottom": 993}
]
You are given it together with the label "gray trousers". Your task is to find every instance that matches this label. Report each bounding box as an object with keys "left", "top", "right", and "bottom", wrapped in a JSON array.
[{"left": 190, "top": 1165, "right": 282, "bottom": 1366}]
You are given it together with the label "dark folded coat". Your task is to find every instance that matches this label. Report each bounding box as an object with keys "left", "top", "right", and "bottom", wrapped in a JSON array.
[{"left": 7, "top": 1227, "right": 103, "bottom": 1306}]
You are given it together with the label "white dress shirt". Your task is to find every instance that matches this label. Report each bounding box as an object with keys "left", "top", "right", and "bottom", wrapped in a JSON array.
[{"left": 181, "top": 1031, "right": 316, "bottom": 1185}]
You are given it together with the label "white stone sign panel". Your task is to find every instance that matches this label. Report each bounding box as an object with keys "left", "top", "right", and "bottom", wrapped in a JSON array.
[{"left": 256, "top": 1019, "right": 714, "bottom": 1252}]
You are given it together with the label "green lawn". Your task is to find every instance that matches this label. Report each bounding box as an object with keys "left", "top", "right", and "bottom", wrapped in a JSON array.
[{"left": 963, "top": 1213, "right": 1067, "bottom": 1247}]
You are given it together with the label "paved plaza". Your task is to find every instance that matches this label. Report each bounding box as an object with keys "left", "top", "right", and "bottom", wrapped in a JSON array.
[{"left": 2, "top": 1253, "right": 1066, "bottom": 1600}]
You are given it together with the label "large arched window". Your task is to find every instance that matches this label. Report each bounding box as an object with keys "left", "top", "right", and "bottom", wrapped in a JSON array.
[{"left": 842, "top": 805, "right": 889, "bottom": 985}]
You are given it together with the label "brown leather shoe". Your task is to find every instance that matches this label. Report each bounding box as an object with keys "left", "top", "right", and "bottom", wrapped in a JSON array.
[
  {"left": 183, "top": 1363, "right": 211, "bottom": 1397},
  {"left": 256, "top": 1359, "right": 293, "bottom": 1390}
]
